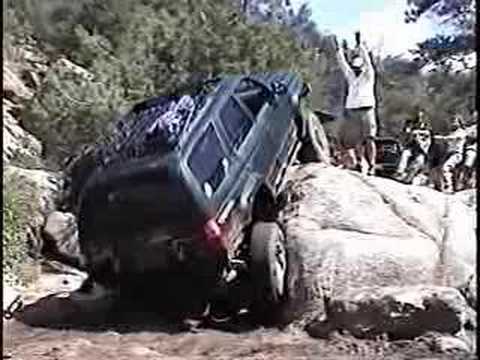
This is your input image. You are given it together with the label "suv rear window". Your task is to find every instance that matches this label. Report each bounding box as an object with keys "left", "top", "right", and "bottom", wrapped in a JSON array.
[
  {"left": 220, "top": 98, "right": 254, "bottom": 150},
  {"left": 188, "top": 124, "right": 227, "bottom": 195}
]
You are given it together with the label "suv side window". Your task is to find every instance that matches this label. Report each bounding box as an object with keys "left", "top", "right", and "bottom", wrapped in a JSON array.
[
  {"left": 234, "top": 79, "right": 268, "bottom": 118},
  {"left": 220, "top": 98, "right": 254, "bottom": 150},
  {"left": 188, "top": 124, "right": 227, "bottom": 196},
  {"left": 239, "top": 92, "right": 265, "bottom": 118}
]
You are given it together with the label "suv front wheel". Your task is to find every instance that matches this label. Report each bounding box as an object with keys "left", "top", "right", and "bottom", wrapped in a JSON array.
[{"left": 249, "top": 221, "right": 287, "bottom": 322}]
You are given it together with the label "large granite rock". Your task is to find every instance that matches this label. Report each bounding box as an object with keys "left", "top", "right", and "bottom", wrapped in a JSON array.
[
  {"left": 279, "top": 164, "right": 476, "bottom": 333},
  {"left": 305, "top": 286, "right": 475, "bottom": 341},
  {"left": 3, "top": 99, "right": 43, "bottom": 165},
  {"left": 42, "top": 211, "right": 84, "bottom": 268},
  {"left": 3, "top": 62, "right": 43, "bottom": 166}
]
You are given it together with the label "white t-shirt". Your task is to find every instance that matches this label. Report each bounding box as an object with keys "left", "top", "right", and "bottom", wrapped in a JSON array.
[
  {"left": 337, "top": 44, "right": 376, "bottom": 109},
  {"left": 444, "top": 128, "right": 467, "bottom": 154}
]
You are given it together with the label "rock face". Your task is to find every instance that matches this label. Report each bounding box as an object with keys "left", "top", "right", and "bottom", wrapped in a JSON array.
[
  {"left": 3, "top": 62, "right": 34, "bottom": 102},
  {"left": 3, "top": 99, "right": 43, "bottom": 165},
  {"left": 306, "top": 286, "right": 474, "bottom": 340},
  {"left": 42, "top": 211, "right": 84, "bottom": 268},
  {"left": 3, "top": 62, "right": 43, "bottom": 166},
  {"left": 280, "top": 164, "right": 476, "bottom": 342}
]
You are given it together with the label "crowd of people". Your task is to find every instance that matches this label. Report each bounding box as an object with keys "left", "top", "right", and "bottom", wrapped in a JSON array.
[
  {"left": 323, "top": 31, "right": 476, "bottom": 194},
  {"left": 393, "top": 110, "right": 477, "bottom": 193}
]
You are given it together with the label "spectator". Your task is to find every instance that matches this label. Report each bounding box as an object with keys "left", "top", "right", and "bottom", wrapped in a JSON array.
[
  {"left": 433, "top": 114, "right": 468, "bottom": 194},
  {"left": 335, "top": 31, "right": 377, "bottom": 176},
  {"left": 456, "top": 119, "right": 477, "bottom": 190},
  {"left": 394, "top": 108, "right": 432, "bottom": 182}
]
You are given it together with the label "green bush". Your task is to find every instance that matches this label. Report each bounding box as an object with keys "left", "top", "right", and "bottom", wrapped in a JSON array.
[{"left": 3, "top": 179, "right": 29, "bottom": 283}]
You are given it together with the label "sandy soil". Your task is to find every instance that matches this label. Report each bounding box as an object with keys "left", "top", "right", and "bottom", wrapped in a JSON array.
[
  {"left": 3, "top": 306, "right": 475, "bottom": 360},
  {"left": 3, "top": 269, "right": 476, "bottom": 360}
]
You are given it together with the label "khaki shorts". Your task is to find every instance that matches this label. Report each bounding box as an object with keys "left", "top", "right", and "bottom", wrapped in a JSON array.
[{"left": 339, "top": 107, "right": 377, "bottom": 148}]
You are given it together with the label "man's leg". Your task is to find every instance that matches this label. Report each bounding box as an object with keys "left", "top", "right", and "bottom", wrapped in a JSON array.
[
  {"left": 365, "top": 138, "right": 376, "bottom": 175},
  {"left": 441, "top": 153, "right": 463, "bottom": 193},
  {"left": 455, "top": 166, "right": 466, "bottom": 191},
  {"left": 364, "top": 108, "right": 377, "bottom": 176},
  {"left": 344, "top": 148, "right": 357, "bottom": 169},
  {"left": 404, "top": 153, "right": 426, "bottom": 184},
  {"left": 355, "top": 143, "right": 367, "bottom": 174},
  {"left": 395, "top": 148, "right": 412, "bottom": 181},
  {"left": 462, "top": 149, "right": 476, "bottom": 189}
]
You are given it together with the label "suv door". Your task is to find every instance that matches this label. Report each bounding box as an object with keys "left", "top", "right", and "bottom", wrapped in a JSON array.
[
  {"left": 214, "top": 80, "right": 271, "bottom": 251},
  {"left": 187, "top": 123, "right": 229, "bottom": 205}
]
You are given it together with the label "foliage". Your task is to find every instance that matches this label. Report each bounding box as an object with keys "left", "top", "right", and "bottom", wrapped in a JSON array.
[
  {"left": 233, "top": 0, "right": 323, "bottom": 47},
  {"left": 377, "top": 55, "right": 475, "bottom": 136},
  {"left": 9, "top": 0, "right": 315, "bottom": 162},
  {"left": 405, "top": 0, "right": 475, "bottom": 70},
  {"left": 308, "top": 30, "right": 475, "bottom": 137},
  {"left": 3, "top": 174, "right": 34, "bottom": 284}
]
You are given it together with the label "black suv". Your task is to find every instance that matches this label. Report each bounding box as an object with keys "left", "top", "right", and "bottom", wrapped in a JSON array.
[{"left": 69, "top": 73, "right": 322, "bottom": 321}]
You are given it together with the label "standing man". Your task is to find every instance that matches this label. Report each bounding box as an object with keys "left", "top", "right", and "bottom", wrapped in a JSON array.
[
  {"left": 394, "top": 108, "right": 432, "bottom": 182},
  {"left": 457, "top": 120, "right": 477, "bottom": 190},
  {"left": 335, "top": 31, "right": 377, "bottom": 175},
  {"left": 433, "top": 114, "right": 468, "bottom": 193}
]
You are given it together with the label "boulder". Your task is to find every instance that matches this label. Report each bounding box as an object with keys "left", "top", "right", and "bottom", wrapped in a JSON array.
[
  {"left": 423, "top": 332, "right": 474, "bottom": 355},
  {"left": 3, "top": 101, "right": 43, "bottom": 165},
  {"left": 3, "top": 61, "right": 43, "bottom": 166},
  {"left": 3, "top": 284, "right": 21, "bottom": 314},
  {"left": 279, "top": 164, "right": 476, "bottom": 324},
  {"left": 52, "top": 58, "right": 94, "bottom": 81},
  {"left": 3, "top": 62, "right": 33, "bottom": 102},
  {"left": 42, "top": 211, "right": 84, "bottom": 268},
  {"left": 306, "top": 286, "right": 474, "bottom": 341}
]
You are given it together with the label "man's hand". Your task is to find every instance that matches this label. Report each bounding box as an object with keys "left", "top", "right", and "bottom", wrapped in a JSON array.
[
  {"left": 355, "top": 31, "right": 361, "bottom": 47},
  {"left": 330, "top": 35, "right": 339, "bottom": 51}
]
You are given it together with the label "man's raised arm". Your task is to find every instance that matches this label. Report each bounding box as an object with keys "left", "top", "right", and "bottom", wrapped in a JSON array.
[
  {"left": 357, "top": 42, "right": 375, "bottom": 78},
  {"left": 336, "top": 45, "right": 354, "bottom": 82}
]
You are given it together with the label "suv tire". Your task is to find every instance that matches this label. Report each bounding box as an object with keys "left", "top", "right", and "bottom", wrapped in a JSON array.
[{"left": 249, "top": 221, "right": 287, "bottom": 322}]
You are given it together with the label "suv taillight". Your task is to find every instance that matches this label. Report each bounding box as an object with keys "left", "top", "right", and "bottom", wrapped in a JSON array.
[{"left": 203, "top": 218, "right": 227, "bottom": 253}]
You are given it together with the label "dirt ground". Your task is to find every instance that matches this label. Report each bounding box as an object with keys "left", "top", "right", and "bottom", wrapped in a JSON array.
[
  {"left": 3, "top": 308, "right": 476, "bottom": 360},
  {"left": 3, "top": 269, "right": 476, "bottom": 360}
]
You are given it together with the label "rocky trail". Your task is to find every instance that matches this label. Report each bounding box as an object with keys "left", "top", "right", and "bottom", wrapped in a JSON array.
[
  {"left": 3, "top": 54, "right": 477, "bottom": 360},
  {"left": 3, "top": 165, "right": 477, "bottom": 360},
  {"left": 3, "top": 274, "right": 476, "bottom": 360},
  {"left": 5, "top": 320, "right": 474, "bottom": 360}
]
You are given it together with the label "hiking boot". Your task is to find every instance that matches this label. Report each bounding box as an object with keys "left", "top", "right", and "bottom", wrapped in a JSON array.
[{"left": 392, "top": 172, "right": 405, "bottom": 182}]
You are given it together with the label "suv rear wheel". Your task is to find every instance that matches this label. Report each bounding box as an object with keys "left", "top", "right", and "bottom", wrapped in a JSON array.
[{"left": 249, "top": 221, "right": 287, "bottom": 322}]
